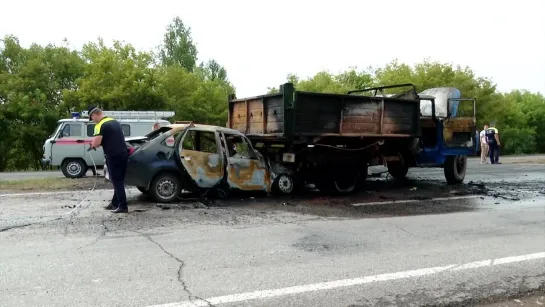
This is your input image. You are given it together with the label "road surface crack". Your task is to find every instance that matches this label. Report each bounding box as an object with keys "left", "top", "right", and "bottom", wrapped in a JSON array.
[
  {"left": 134, "top": 230, "right": 215, "bottom": 307},
  {"left": 0, "top": 223, "right": 33, "bottom": 232},
  {"left": 1, "top": 217, "right": 63, "bottom": 233},
  {"left": 379, "top": 219, "right": 416, "bottom": 237},
  {"left": 77, "top": 215, "right": 113, "bottom": 250}
]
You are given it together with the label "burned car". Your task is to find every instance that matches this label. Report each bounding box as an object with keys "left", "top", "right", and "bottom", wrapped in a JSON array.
[{"left": 105, "top": 122, "right": 290, "bottom": 202}]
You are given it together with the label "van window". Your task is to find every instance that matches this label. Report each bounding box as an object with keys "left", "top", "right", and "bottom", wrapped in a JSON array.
[
  {"left": 61, "top": 123, "right": 83, "bottom": 137},
  {"left": 86, "top": 124, "right": 96, "bottom": 137},
  {"left": 121, "top": 124, "right": 131, "bottom": 136}
]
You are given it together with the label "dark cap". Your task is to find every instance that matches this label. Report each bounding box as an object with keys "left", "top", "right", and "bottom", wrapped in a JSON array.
[{"left": 87, "top": 105, "right": 101, "bottom": 121}]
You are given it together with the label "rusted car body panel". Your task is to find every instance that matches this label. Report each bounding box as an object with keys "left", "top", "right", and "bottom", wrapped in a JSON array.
[
  {"left": 179, "top": 150, "right": 224, "bottom": 188},
  {"left": 226, "top": 157, "right": 272, "bottom": 192},
  {"left": 176, "top": 124, "right": 274, "bottom": 193},
  {"left": 227, "top": 83, "right": 420, "bottom": 141}
]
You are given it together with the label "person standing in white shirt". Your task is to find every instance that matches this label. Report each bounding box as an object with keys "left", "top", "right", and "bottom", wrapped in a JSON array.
[{"left": 480, "top": 124, "right": 489, "bottom": 164}]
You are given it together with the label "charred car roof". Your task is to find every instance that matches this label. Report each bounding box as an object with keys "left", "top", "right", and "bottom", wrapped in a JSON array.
[{"left": 165, "top": 123, "right": 245, "bottom": 136}]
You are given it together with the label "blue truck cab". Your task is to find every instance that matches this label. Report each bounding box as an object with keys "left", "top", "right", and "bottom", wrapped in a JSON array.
[{"left": 414, "top": 87, "right": 477, "bottom": 183}]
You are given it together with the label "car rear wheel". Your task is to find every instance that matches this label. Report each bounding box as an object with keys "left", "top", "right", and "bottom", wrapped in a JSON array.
[
  {"left": 273, "top": 174, "right": 296, "bottom": 195},
  {"left": 137, "top": 187, "right": 149, "bottom": 195},
  {"left": 149, "top": 172, "right": 181, "bottom": 203}
]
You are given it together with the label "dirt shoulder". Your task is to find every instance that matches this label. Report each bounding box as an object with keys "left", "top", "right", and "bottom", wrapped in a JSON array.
[
  {"left": 471, "top": 154, "right": 545, "bottom": 164},
  {"left": 475, "top": 290, "right": 544, "bottom": 307},
  {"left": 0, "top": 177, "right": 111, "bottom": 194}
]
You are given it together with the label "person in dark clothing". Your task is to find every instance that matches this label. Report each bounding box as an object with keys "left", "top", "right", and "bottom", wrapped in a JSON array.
[
  {"left": 88, "top": 106, "right": 129, "bottom": 213},
  {"left": 485, "top": 122, "right": 501, "bottom": 164}
]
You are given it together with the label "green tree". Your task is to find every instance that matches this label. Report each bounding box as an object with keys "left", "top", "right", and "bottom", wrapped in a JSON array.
[
  {"left": 158, "top": 16, "right": 198, "bottom": 72},
  {"left": 73, "top": 39, "right": 166, "bottom": 111},
  {"left": 0, "top": 35, "right": 85, "bottom": 170}
]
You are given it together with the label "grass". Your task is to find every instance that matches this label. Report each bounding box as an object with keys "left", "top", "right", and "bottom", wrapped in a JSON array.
[{"left": 0, "top": 177, "right": 109, "bottom": 193}]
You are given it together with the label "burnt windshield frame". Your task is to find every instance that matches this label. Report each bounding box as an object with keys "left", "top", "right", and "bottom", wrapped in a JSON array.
[{"left": 144, "top": 126, "right": 173, "bottom": 141}]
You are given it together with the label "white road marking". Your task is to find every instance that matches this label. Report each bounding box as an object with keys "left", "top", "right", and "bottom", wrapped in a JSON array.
[
  {"left": 0, "top": 188, "right": 139, "bottom": 197},
  {"left": 351, "top": 195, "right": 480, "bottom": 207},
  {"left": 147, "top": 252, "right": 545, "bottom": 307}
]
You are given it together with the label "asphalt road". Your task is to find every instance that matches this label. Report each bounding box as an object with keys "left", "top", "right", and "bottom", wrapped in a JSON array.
[{"left": 1, "top": 162, "right": 544, "bottom": 307}]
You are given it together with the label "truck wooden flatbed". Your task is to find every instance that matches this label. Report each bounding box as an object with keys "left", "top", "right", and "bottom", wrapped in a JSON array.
[{"left": 228, "top": 83, "right": 421, "bottom": 143}]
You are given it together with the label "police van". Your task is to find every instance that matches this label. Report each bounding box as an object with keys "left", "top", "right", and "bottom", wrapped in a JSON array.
[{"left": 41, "top": 110, "right": 174, "bottom": 178}]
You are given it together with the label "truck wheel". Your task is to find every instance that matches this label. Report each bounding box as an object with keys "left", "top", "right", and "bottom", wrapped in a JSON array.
[
  {"left": 137, "top": 187, "right": 149, "bottom": 195},
  {"left": 273, "top": 174, "right": 296, "bottom": 195},
  {"left": 444, "top": 155, "right": 467, "bottom": 184},
  {"left": 357, "top": 162, "right": 369, "bottom": 189},
  {"left": 61, "top": 158, "right": 87, "bottom": 178},
  {"left": 149, "top": 172, "right": 181, "bottom": 203},
  {"left": 387, "top": 161, "right": 409, "bottom": 180},
  {"left": 317, "top": 168, "right": 361, "bottom": 195}
]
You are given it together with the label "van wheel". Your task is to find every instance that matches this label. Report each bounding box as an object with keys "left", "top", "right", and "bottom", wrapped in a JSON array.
[
  {"left": 61, "top": 159, "right": 87, "bottom": 178},
  {"left": 150, "top": 172, "right": 181, "bottom": 203}
]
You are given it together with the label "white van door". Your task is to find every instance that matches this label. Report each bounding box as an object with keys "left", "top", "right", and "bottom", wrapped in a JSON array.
[{"left": 52, "top": 122, "right": 86, "bottom": 177}]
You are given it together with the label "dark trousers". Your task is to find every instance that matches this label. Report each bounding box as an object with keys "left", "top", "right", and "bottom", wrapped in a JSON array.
[
  {"left": 488, "top": 143, "right": 499, "bottom": 164},
  {"left": 107, "top": 153, "right": 129, "bottom": 208}
]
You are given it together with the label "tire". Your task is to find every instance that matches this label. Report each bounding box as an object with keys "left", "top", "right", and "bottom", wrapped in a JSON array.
[
  {"left": 356, "top": 162, "right": 369, "bottom": 189},
  {"left": 137, "top": 187, "right": 149, "bottom": 195},
  {"left": 316, "top": 165, "right": 361, "bottom": 196},
  {"left": 149, "top": 172, "right": 182, "bottom": 203},
  {"left": 273, "top": 174, "right": 296, "bottom": 195},
  {"left": 387, "top": 161, "right": 409, "bottom": 180},
  {"left": 444, "top": 155, "right": 467, "bottom": 184},
  {"left": 61, "top": 158, "right": 87, "bottom": 178}
]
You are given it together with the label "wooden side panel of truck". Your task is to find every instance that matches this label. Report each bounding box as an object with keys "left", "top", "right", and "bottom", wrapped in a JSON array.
[{"left": 227, "top": 83, "right": 421, "bottom": 141}]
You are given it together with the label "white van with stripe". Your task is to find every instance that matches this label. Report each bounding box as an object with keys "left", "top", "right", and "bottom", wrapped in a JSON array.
[{"left": 41, "top": 110, "right": 174, "bottom": 178}]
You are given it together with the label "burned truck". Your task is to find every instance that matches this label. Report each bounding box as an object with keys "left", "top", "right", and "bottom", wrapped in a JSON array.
[
  {"left": 227, "top": 83, "right": 421, "bottom": 195},
  {"left": 227, "top": 83, "right": 476, "bottom": 195}
]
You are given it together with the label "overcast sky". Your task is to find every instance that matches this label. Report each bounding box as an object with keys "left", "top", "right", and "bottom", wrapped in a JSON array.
[{"left": 2, "top": 0, "right": 544, "bottom": 97}]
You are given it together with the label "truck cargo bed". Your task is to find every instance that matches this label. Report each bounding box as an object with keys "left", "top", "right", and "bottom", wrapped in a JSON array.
[{"left": 228, "top": 83, "right": 420, "bottom": 141}]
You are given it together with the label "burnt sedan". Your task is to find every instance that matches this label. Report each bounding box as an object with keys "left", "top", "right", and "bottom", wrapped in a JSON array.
[{"left": 105, "top": 122, "right": 289, "bottom": 203}]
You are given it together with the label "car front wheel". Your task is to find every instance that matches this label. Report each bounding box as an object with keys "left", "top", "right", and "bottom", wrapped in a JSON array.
[{"left": 149, "top": 172, "right": 181, "bottom": 203}]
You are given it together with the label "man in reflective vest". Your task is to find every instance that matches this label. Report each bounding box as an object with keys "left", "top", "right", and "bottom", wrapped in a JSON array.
[
  {"left": 88, "top": 106, "right": 129, "bottom": 213},
  {"left": 485, "top": 122, "right": 501, "bottom": 164}
]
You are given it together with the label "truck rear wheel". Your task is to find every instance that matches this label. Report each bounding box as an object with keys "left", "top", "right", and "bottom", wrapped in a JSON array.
[
  {"left": 387, "top": 161, "right": 409, "bottom": 180},
  {"left": 61, "top": 158, "right": 87, "bottom": 178},
  {"left": 444, "top": 155, "right": 467, "bottom": 184},
  {"left": 316, "top": 162, "right": 361, "bottom": 195}
]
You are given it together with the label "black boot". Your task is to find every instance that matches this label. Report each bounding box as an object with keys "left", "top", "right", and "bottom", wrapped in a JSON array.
[
  {"left": 104, "top": 202, "right": 117, "bottom": 210},
  {"left": 111, "top": 206, "right": 128, "bottom": 213}
]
